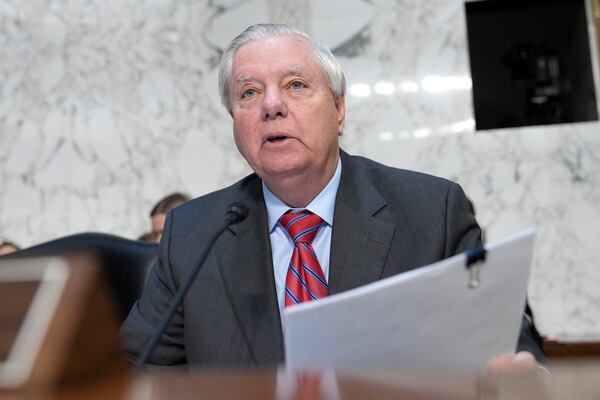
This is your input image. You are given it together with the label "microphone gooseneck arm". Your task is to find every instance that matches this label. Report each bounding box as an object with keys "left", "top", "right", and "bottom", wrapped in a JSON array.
[{"left": 136, "top": 202, "right": 248, "bottom": 367}]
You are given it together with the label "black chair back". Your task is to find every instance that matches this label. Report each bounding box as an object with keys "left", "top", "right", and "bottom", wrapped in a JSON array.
[{"left": 0, "top": 232, "right": 158, "bottom": 323}]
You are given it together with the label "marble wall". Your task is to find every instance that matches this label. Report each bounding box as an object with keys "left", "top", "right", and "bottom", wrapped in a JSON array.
[{"left": 1, "top": 0, "right": 599, "bottom": 340}]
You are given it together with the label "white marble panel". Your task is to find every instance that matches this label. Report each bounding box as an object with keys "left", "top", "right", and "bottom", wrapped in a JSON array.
[
  {"left": 1, "top": 0, "right": 599, "bottom": 340},
  {"left": 363, "top": 120, "right": 600, "bottom": 338}
]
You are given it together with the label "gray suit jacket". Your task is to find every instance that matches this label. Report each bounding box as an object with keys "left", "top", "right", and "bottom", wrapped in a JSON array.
[{"left": 121, "top": 151, "right": 543, "bottom": 367}]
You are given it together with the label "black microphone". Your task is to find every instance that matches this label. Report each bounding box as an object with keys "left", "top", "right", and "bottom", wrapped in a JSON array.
[
  {"left": 136, "top": 202, "right": 248, "bottom": 367},
  {"left": 224, "top": 201, "right": 249, "bottom": 224}
]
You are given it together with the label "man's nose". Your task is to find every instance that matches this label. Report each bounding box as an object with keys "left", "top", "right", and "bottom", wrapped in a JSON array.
[{"left": 262, "top": 88, "right": 287, "bottom": 120}]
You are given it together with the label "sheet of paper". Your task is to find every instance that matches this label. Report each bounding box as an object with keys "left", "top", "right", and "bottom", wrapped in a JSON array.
[{"left": 283, "top": 229, "right": 536, "bottom": 370}]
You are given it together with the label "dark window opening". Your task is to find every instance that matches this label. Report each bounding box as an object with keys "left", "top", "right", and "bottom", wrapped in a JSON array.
[{"left": 465, "top": 0, "right": 599, "bottom": 130}]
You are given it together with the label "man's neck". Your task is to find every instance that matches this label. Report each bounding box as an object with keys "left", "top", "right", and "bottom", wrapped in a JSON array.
[{"left": 263, "top": 156, "right": 339, "bottom": 208}]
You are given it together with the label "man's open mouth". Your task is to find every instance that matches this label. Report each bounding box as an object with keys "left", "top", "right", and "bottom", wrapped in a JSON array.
[{"left": 266, "top": 135, "right": 289, "bottom": 143}]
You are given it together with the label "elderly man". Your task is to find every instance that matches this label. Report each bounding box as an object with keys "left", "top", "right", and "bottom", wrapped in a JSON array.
[{"left": 121, "top": 23, "right": 543, "bottom": 371}]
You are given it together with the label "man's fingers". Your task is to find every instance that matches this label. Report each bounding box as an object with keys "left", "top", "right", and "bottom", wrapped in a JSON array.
[{"left": 487, "top": 352, "right": 537, "bottom": 374}]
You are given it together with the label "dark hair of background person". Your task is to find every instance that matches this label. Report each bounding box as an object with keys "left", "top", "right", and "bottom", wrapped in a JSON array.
[
  {"left": 137, "top": 232, "right": 156, "bottom": 242},
  {"left": 150, "top": 192, "right": 192, "bottom": 217}
]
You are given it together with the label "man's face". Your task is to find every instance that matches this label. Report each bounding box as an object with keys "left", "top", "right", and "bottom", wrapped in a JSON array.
[{"left": 229, "top": 36, "right": 345, "bottom": 185}]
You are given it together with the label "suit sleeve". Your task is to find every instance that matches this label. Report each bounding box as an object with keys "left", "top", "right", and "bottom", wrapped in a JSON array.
[
  {"left": 516, "top": 312, "right": 547, "bottom": 363},
  {"left": 443, "top": 182, "right": 481, "bottom": 256},
  {"left": 443, "top": 182, "right": 546, "bottom": 363},
  {"left": 119, "top": 211, "right": 187, "bottom": 365}
]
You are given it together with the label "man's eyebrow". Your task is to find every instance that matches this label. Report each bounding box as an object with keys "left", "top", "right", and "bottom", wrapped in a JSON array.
[
  {"left": 235, "top": 74, "right": 254, "bottom": 83},
  {"left": 284, "top": 67, "right": 309, "bottom": 77},
  {"left": 234, "top": 67, "right": 311, "bottom": 83}
]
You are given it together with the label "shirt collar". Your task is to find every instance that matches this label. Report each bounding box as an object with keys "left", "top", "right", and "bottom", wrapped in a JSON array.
[{"left": 263, "top": 156, "right": 342, "bottom": 232}]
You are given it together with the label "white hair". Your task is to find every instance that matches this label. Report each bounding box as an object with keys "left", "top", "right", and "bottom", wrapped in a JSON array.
[{"left": 218, "top": 23, "right": 346, "bottom": 113}]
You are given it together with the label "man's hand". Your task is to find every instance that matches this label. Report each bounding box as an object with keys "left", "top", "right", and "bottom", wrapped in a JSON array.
[{"left": 486, "top": 351, "right": 538, "bottom": 374}]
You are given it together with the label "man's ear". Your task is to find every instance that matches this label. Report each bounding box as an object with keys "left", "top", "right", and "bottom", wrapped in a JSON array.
[{"left": 335, "top": 95, "right": 346, "bottom": 136}]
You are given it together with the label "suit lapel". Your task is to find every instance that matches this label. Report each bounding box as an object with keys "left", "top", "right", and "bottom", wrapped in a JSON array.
[
  {"left": 214, "top": 177, "right": 284, "bottom": 366},
  {"left": 329, "top": 152, "right": 396, "bottom": 294}
]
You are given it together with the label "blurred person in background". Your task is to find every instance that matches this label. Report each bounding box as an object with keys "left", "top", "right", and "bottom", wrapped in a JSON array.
[
  {"left": 0, "top": 241, "right": 20, "bottom": 255},
  {"left": 149, "top": 192, "right": 191, "bottom": 243}
]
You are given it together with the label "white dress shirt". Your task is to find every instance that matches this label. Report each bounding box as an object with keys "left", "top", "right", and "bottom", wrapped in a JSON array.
[{"left": 262, "top": 157, "right": 342, "bottom": 316}]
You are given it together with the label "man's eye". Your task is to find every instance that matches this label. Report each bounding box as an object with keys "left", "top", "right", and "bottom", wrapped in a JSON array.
[
  {"left": 290, "top": 81, "right": 305, "bottom": 90},
  {"left": 242, "top": 89, "right": 256, "bottom": 98}
]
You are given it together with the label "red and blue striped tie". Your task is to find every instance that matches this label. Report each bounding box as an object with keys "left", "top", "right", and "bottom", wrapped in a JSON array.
[{"left": 280, "top": 210, "right": 328, "bottom": 308}]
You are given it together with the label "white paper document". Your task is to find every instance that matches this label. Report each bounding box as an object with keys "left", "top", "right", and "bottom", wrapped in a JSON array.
[{"left": 283, "top": 229, "right": 536, "bottom": 370}]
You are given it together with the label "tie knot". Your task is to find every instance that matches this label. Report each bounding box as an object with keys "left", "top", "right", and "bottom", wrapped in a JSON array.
[{"left": 280, "top": 210, "right": 323, "bottom": 245}]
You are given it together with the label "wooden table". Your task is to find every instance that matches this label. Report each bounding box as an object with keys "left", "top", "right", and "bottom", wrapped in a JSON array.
[
  {"left": 544, "top": 340, "right": 600, "bottom": 360},
  {"left": 5, "top": 360, "right": 599, "bottom": 400}
]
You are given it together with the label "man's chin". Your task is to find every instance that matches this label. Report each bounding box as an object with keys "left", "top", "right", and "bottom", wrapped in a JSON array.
[{"left": 256, "top": 163, "right": 309, "bottom": 183}]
